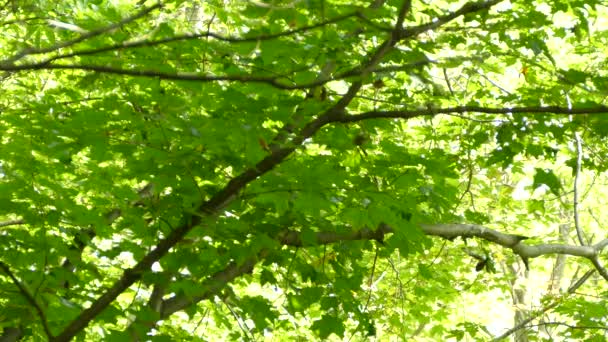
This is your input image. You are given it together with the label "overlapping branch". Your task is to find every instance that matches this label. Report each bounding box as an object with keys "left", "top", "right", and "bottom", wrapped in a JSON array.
[
  {"left": 45, "top": 101, "right": 608, "bottom": 340},
  {"left": 129, "top": 221, "right": 608, "bottom": 337},
  {"left": 0, "top": 1, "right": 500, "bottom": 92},
  {"left": 48, "top": 1, "right": 575, "bottom": 340}
]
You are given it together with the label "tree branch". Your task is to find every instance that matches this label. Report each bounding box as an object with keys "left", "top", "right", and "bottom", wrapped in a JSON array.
[
  {"left": 573, "top": 131, "right": 586, "bottom": 245},
  {"left": 0, "top": 219, "right": 24, "bottom": 228},
  {"left": 154, "top": 226, "right": 393, "bottom": 322},
  {"left": 0, "top": 261, "right": 53, "bottom": 339},
  {"left": 0, "top": 1, "right": 503, "bottom": 92},
  {"left": 589, "top": 257, "right": 608, "bottom": 281},
  {"left": 0, "top": 327, "right": 23, "bottom": 342},
  {"left": 528, "top": 321, "right": 608, "bottom": 331},
  {"left": 340, "top": 105, "right": 608, "bottom": 123},
  {"left": 397, "top": 0, "right": 502, "bottom": 40},
  {"left": 50, "top": 2, "right": 521, "bottom": 339},
  {"left": 43, "top": 12, "right": 361, "bottom": 63},
  {"left": 136, "top": 221, "right": 608, "bottom": 336},
  {"left": 160, "top": 250, "right": 268, "bottom": 316},
  {"left": 418, "top": 223, "right": 600, "bottom": 258},
  {"left": 1, "top": 2, "right": 162, "bottom": 64},
  {"left": 50, "top": 44, "right": 363, "bottom": 342},
  {"left": 492, "top": 269, "right": 595, "bottom": 341},
  {"left": 395, "top": 0, "right": 412, "bottom": 29}
]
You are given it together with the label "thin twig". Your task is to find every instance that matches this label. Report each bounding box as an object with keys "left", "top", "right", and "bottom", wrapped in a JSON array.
[
  {"left": 476, "top": 71, "right": 512, "bottom": 95},
  {"left": 573, "top": 131, "right": 585, "bottom": 245},
  {"left": 348, "top": 244, "right": 379, "bottom": 342},
  {"left": 223, "top": 298, "right": 255, "bottom": 341},
  {"left": 42, "top": 12, "right": 360, "bottom": 64},
  {"left": 526, "top": 321, "right": 608, "bottom": 331},
  {"left": 340, "top": 105, "right": 608, "bottom": 123},
  {"left": 1, "top": 2, "right": 163, "bottom": 64},
  {"left": 443, "top": 68, "right": 455, "bottom": 97},
  {"left": 492, "top": 269, "right": 594, "bottom": 341},
  {"left": 0, "top": 261, "right": 53, "bottom": 339}
]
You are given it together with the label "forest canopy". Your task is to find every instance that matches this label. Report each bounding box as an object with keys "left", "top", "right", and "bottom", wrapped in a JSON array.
[{"left": 1, "top": 0, "right": 608, "bottom": 341}]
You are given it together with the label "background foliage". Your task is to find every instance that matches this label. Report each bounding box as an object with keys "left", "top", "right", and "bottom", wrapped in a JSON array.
[{"left": 1, "top": 0, "right": 608, "bottom": 341}]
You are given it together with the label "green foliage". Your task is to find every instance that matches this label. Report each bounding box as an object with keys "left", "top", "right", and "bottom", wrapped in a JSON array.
[{"left": 0, "top": 0, "right": 607, "bottom": 341}]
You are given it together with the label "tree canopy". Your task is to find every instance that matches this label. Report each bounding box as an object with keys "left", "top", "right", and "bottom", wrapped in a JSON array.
[{"left": 1, "top": 0, "right": 608, "bottom": 341}]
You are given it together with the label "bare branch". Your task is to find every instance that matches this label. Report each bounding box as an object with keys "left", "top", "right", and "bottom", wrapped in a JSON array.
[
  {"left": 594, "top": 238, "right": 608, "bottom": 251},
  {"left": 418, "top": 223, "right": 600, "bottom": 258},
  {"left": 0, "top": 261, "right": 53, "bottom": 339}
]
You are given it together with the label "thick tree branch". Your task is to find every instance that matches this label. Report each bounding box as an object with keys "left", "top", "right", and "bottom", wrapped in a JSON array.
[
  {"left": 138, "top": 222, "right": 608, "bottom": 336},
  {"left": 155, "top": 226, "right": 393, "bottom": 322},
  {"left": 418, "top": 223, "right": 602, "bottom": 258},
  {"left": 160, "top": 250, "right": 268, "bottom": 316},
  {"left": 51, "top": 52, "right": 363, "bottom": 342},
  {"left": 395, "top": 0, "right": 412, "bottom": 29},
  {"left": 51, "top": 2, "right": 514, "bottom": 339}
]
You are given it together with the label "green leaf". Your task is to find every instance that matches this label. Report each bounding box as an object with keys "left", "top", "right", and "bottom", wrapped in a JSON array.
[
  {"left": 241, "top": 296, "right": 278, "bottom": 330},
  {"left": 312, "top": 314, "right": 345, "bottom": 339},
  {"left": 105, "top": 330, "right": 133, "bottom": 342},
  {"left": 562, "top": 68, "right": 588, "bottom": 84},
  {"left": 464, "top": 210, "right": 489, "bottom": 224},
  {"left": 532, "top": 168, "right": 562, "bottom": 196}
]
